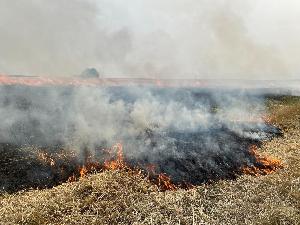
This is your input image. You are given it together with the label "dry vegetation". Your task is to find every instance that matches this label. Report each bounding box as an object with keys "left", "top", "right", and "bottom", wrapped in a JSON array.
[{"left": 0, "top": 96, "right": 299, "bottom": 225}]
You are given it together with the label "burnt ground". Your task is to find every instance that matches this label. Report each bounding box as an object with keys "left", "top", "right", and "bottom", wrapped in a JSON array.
[
  {"left": 128, "top": 123, "right": 282, "bottom": 185},
  {"left": 0, "top": 95, "right": 299, "bottom": 224},
  {"left": 0, "top": 144, "right": 79, "bottom": 192},
  {"left": 0, "top": 85, "right": 283, "bottom": 193},
  {"left": 0, "top": 122, "right": 282, "bottom": 193}
]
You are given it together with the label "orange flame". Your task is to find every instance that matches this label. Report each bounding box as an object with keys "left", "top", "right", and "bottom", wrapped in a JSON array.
[
  {"left": 144, "top": 164, "right": 178, "bottom": 191},
  {"left": 37, "top": 142, "right": 282, "bottom": 191},
  {"left": 103, "top": 143, "right": 125, "bottom": 170},
  {"left": 242, "top": 145, "right": 283, "bottom": 176},
  {"left": 158, "top": 173, "right": 177, "bottom": 191},
  {"left": 70, "top": 143, "right": 178, "bottom": 191},
  {"left": 79, "top": 166, "right": 88, "bottom": 177}
]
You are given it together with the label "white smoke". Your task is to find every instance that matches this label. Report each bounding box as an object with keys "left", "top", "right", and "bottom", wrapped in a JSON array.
[
  {"left": 0, "top": 85, "right": 266, "bottom": 148},
  {"left": 0, "top": 0, "right": 299, "bottom": 79}
]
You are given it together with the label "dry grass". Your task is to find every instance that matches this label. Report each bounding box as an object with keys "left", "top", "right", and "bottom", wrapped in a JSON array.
[{"left": 0, "top": 96, "right": 300, "bottom": 225}]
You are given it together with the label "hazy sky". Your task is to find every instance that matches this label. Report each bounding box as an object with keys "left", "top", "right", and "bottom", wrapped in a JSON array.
[{"left": 0, "top": 0, "right": 299, "bottom": 79}]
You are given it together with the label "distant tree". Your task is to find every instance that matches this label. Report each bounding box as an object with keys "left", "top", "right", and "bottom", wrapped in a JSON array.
[{"left": 80, "top": 68, "right": 100, "bottom": 79}]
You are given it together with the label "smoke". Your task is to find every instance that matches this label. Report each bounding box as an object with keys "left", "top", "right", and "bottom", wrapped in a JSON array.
[
  {"left": 0, "top": 1, "right": 293, "bottom": 190},
  {"left": 0, "top": 0, "right": 299, "bottom": 79},
  {"left": 1, "top": 84, "right": 279, "bottom": 185},
  {"left": 0, "top": 85, "right": 266, "bottom": 146}
]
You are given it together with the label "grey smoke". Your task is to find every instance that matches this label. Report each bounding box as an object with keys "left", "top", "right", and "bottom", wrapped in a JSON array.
[
  {"left": 0, "top": 84, "right": 282, "bottom": 186},
  {"left": 0, "top": 85, "right": 266, "bottom": 149},
  {"left": 0, "top": 0, "right": 299, "bottom": 79}
]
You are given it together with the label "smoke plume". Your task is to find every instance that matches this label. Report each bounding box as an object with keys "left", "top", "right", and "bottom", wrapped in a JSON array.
[{"left": 0, "top": 0, "right": 299, "bottom": 79}]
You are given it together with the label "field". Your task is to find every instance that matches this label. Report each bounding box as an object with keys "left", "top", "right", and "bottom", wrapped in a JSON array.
[{"left": 0, "top": 96, "right": 299, "bottom": 225}]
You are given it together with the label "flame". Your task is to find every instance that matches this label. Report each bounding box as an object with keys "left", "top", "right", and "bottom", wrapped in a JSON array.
[
  {"left": 68, "top": 143, "right": 126, "bottom": 182},
  {"left": 242, "top": 145, "right": 283, "bottom": 176},
  {"left": 68, "top": 143, "right": 177, "bottom": 191},
  {"left": 79, "top": 166, "right": 88, "bottom": 177},
  {"left": 0, "top": 74, "right": 210, "bottom": 88},
  {"left": 158, "top": 173, "right": 177, "bottom": 191},
  {"left": 103, "top": 143, "right": 125, "bottom": 170},
  {"left": 0, "top": 74, "right": 102, "bottom": 87},
  {"left": 144, "top": 164, "right": 178, "bottom": 191},
  {"left": 36, "top": 142, "right": 282, "bottom": 191}
]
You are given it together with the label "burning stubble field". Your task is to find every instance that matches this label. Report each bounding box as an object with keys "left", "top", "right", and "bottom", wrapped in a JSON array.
[{"left": 0, "top": 88, "right": 299, "bottom": 225}]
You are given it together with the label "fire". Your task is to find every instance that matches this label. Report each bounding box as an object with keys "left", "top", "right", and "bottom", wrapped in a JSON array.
[
  {"left": 0, "top": 74, "right": 210, "bottom": 88},
  {"left": 158, "top": 173, "right": 177, "bottom": 191},
  {"left": 242, "top": 145, "right": 283, "bottom": 176},
  {"left": 68, "top": 143, "right": 126, "bottom": 181},
  {"left": 79, "top": 166, "right": 88, "bottom": 177},
  {"left": 0, "top": 74, "right": 102, "bottom": 87},
  {"left": 36, "top": 142, "right": 283, "bottom": 192},
  {"left": 68, "top": 143, "right": 178, "bottom": 191},
  {"left": 35, "top": 142, "right": 283, "bottom": 191},
  {"left": 103, "top": 143, "right": 125, "bottom": 170}
]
